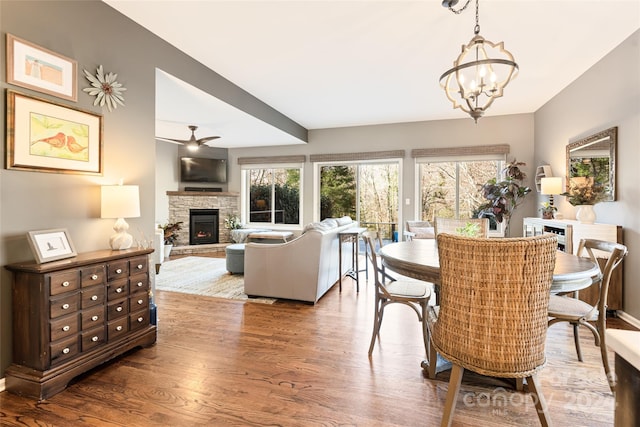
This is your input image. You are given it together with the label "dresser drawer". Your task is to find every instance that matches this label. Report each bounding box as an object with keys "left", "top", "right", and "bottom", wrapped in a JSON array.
[
  {"left": 107, "top": 299, "right": 129, "bottom": 320},
  {"left": 81, "top": 326, "right": 106, "bottom": 351},
  {"left": 107, "top": 260, "right": 129, "bottom": 281},
  {"left": 129, "top": 256, "right": 148, "bottom": 275},
  {"left": 107, "top": 279, "right": 129, "bottom": 301},
  {"left": 50, "top": 335, "right": 79, "bottom": 365},
  {"left": 49, "top": 270, "right": 79, "bottom": 296},
  {"left": 81, "top": 285, "right": 105, "bottom": 308},
  {"left": 82, "top": 306, "right": 106, "bottom": 330},
  {"left": 130, "top": 293, "right": 149, "bottom": 312},
  {"left": 50, "top": 314, "right": 80, "bottom": 342},
  {"left": 50, "top": 293, "right": 80, "bottom": 319},
  {"left": 130, "top": 309, "right": 150, "bottom": 333},
  {"left": 108, "top": 317, "right": 129, "bottom": 341},
  {"left": 129, "top": 273, "right": 149, "bottom": 294},
  {"left": 80, "top": 265, "right": 106, "bottom": 287}
]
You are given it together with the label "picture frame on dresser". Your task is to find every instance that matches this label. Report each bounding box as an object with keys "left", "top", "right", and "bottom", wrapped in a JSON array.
[
  {"left": 6, "top": 90, "right": 103, "bottom": 175},
  {"left": 6, "top": 33, "right": 78, "bottom": 102},
  {"left": 27, "top": 228, "right": 77, "bottom": 264}
]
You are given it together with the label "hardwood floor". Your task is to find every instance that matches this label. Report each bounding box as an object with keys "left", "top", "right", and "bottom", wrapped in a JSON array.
[{"left": 0, "top": 254, "right": 636, "bottom": 426}]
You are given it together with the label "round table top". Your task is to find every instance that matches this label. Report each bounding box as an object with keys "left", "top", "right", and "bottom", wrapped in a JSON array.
[{"left": 379, "top": 239, "right": 600, "bottom": 294}]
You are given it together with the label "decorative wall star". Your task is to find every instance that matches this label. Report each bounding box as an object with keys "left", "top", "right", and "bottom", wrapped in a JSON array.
[{"left": 83, "top": 65, "right": 126, "bottom": 112}]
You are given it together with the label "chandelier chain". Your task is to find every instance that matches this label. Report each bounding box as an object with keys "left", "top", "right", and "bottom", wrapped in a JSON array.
[
  {"left": 474, "top": 0, "right": 480, "bottom": 34},
  {"left": 447, "top": 0, "right": 471, "bottom": 15}
]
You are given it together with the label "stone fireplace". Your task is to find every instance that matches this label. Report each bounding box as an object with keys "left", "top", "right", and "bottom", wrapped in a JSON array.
[{"left": 166, "top": 191, "right": 239, "bottom": 247}]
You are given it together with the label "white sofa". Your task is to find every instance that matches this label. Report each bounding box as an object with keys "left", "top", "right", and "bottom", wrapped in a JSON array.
[{"left": 244, "top": 217, "right": 357, "bottom": 303}]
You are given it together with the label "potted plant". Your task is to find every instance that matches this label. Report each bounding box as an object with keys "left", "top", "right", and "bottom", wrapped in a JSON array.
[
  {"left": 477, "top": 159, "right": 532, "bottom": 236},
  {"left": 561, "top": 178, "right": 608, "bottom": 224},
  {"left": 539, "top": 202, "right": 557, "bottom": 220},
  {"left": 160, "top": 221, "right": 183, "bottom": 257}
]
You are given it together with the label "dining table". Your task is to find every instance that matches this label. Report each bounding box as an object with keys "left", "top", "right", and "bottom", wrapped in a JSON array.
[{"left": 378, "top": 238, "right": 601, "bottom": 376}]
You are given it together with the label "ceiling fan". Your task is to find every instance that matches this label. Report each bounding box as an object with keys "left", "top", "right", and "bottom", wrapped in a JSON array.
[{"left": 156, "top": 125, "right": 220, "bottom": 150}]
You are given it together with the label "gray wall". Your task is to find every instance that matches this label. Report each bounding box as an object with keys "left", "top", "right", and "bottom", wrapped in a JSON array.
[
  {"left": 0, "top": 0, "right": 301, "bottom": 379},
  {"left": 228, "top": 113, "right": 536, "bottom": 235},
  {"left": 534, "top": 30, "right": 640, "bottom": 321}
]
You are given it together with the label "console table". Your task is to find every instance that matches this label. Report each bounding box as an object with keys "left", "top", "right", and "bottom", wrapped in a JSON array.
[
  {"left": 338, "top": 227, "right": 367, "bottom": 292},
  {"left": 5, "top": 248, "right": 157, "bottom": 400}
]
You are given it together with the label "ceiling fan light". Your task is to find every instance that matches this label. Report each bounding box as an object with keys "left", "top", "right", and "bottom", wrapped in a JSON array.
[{"left": 186, "top": 140, "right": 199, "bottom": 151}]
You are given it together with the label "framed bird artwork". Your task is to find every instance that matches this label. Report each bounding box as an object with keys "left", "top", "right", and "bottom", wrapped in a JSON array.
[{"left": 6, "top": 90, "right": 103, "bottom": 175}]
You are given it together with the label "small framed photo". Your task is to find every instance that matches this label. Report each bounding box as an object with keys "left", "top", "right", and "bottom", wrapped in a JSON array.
[
  {"left": 6, "top": 90, "right": 103, "bottom": 175},
  {"left": 6, "top": 33, "right": 78, "bottom": 102},
  {"left": 27, "top": 229, "right": 77, "bottom": 264}
]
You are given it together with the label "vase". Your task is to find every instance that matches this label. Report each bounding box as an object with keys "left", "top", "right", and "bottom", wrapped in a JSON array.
[
  {"left": 576, "top": 205, "right": 596, "bottom": 224},
  {"left": 164, "top": 244, "right": 173, "bottom": 258}
]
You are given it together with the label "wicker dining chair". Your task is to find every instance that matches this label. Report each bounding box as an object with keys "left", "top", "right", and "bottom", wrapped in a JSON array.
[
  {"left": 429, "top": 233, "right": 558, "bottom": 427},
  {"left": 548, "top": 238, "right": 627, "bottom": 393},
  {"left": 433, "top": 217, "right": 489, "bottom": 238},
  {"left": 362, "top": 231, "right": 431, "bottom": 357}
]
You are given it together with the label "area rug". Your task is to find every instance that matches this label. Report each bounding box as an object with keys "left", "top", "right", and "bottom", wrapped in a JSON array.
[{"left": 155, "top": 256, "right": 276, "bottom": 304}]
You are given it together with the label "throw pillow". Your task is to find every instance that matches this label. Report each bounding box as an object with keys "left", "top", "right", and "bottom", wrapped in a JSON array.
[
  {"left": 335, "top": 216, "right": 353, "bottom": 226},
  {"left": 411, "top": 226, "right": 435, "bottom": 239}
]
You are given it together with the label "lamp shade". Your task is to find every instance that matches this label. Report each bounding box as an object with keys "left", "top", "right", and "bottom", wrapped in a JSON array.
[
  {"left": 101, "top": 185, "right": 140, "bottom": 219},
  {"left": 541, "top": 177, "right": 563, "bottom": 195}
]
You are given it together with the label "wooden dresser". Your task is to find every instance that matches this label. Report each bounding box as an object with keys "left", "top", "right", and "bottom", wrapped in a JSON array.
[
  {"left": 523, "top": 218, "right": 624, "bottom": 310},
  {"left": 5, "top": 248, "right": 157, "bottom": 400}
]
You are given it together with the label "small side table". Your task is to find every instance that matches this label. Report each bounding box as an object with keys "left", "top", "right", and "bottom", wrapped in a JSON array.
[{"left": 338, "top": 227, "right": 367, "bottom": 292}]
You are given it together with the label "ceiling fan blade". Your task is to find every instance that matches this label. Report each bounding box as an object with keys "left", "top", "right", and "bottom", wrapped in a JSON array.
[
  {"left": 156, "top": 136, "right": 189, "bottom": 145},
  {"left": 197, "top": 136, "right": 221, "bottom": 144}
]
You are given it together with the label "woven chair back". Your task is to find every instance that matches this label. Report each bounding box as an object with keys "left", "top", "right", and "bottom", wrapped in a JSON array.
[{"left": 433, "top": 233, "right": 558, "bottom": 378}]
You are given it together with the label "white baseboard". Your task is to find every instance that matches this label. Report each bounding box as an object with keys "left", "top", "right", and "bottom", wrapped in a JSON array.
[
  {"left": 0, "top": 377, "right": 5, "bottom": 393},
  {"left": 617, "top": 310, "right": 640, "bottom": 329}
]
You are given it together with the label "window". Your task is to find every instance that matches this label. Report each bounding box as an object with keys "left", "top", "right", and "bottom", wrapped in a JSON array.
[
  {"left": 319, "top": 161, "right": 400, "bottom": 241},
  {"left": 242, "top": 165, "right": 302, "bottom": 226},
  {"left": 416, "top": 155, "right": 505, "bottom": 235}
]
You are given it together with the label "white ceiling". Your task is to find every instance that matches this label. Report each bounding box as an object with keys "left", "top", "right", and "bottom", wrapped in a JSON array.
[{"left": 104, "top": 0, "right": 640, "bottom": 149}]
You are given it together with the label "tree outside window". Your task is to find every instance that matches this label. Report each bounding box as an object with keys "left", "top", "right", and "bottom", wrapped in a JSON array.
[{"left": 248, "top": 167, "right": 300, "bottom": 225}]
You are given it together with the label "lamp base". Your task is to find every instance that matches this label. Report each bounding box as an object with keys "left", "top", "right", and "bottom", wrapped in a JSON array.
[{"left": 109, "top": 217, "right": 133, "bottom": 250}]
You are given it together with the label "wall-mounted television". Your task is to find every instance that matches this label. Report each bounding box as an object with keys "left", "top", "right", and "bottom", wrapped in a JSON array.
[{"left": 180, "top": 157, "right": 227, "bottom": 183}]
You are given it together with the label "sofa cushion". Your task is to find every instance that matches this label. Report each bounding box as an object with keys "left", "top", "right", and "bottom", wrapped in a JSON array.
[
  {"left": 302, "top": 221, "right": 331, "bottom": 234},
  {"left": 321, "top": 218, "right": 339, "bottom": 228},
  {"left": 335, "top": 216, "right": 353, "bottom": 226},
  {"left": 411, "top": 226, "right": 435, "bottom": 239}
]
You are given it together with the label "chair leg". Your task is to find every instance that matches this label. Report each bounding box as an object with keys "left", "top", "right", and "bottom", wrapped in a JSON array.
[
  {"left": 572, "top": 323, "right": 584, "bottom": 362},
  {"left": 597, "top": 317, "right": 615, "bottom": 393},
  {"left": 526, "top": 374, "right": 552, "bottom": 427},
  {"left": 441, "top": 365, "right": 464, "bottom": 427},
  {"left": 421, "top": 305, "right": 429, "bottom": 357},
  {"left": 368, "top": 299, "right": 384, "bottom": 356}
]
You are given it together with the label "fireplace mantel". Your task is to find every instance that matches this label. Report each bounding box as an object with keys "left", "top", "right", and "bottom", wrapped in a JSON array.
[{"left": 167, "top": 191, "right": 239, "bottom": 246}]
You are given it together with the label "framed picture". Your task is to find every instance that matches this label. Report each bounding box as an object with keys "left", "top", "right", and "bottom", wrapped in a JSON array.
[
  {"left": 6, "top": 33, "right": 77, "bottom": 102},
  {"left": 6, "top": 90, "right": 103, "bottom": 175},
  {"left": 27, "top": 229, "right": 77, "bottom": 264}
]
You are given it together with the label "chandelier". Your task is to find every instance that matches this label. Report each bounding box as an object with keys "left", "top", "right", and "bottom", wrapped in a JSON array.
[{"left": 440, "top": 0, "right": 518, "bottom": 122}]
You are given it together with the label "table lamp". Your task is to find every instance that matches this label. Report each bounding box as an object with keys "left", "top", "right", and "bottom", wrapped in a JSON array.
[
  {"left": 541, "top": 177, "right": 563, "bottom": 208},
  {"left": 101, "top": 182, "right": 140, "bottom": 250}
]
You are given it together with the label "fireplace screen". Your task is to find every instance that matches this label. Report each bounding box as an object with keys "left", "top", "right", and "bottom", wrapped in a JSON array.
[{"left": 189, "top": 209, "right": 219, "bottom": 245}]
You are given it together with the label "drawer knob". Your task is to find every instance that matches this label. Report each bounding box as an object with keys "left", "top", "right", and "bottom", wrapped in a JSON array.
[
  {"left": 137, "top": 282, "right": 143, "bottom": 287},
  {"left": 116, "top": 325, "right": 123, "bottom": 331},
  {"left": 91, "top": 315, "right": 99, "bottom": 321},
  {"left": 116, "top": 306, "right": 123, "bottom": 312},
  {"left": 116, "top": 288, "right": 123, "bottom": 293},
  {"left": 62, "top": 348, "right": 70, "bottom": 354},
  {"left": 91, "top": 274, "right": 98, "bottom": 280},
  {"left": 115, "top": 268, "right": 123, "bottom": 274},
  {"left": 137, "top": 317, "right": 144, "bottom": 323},
  {"left": 92, "top": 336, "right": 99, "bottom": 342},
  {"left": 91, "top": 295, "right": 98, "bottom": 301},
  {"left": 62, "top": 303, "right": 70, "bottom": 310},
  {"left": 62, "top": 281, "right": 70, "bottom": 287},
  {"left": 137, "top": 299, "right": 144, "bottom": 305},
  {"left": 62, "top": 325, "right": 70, "bottom": 332},
  {"left": 137, "top": 264, "right": 143, "bottom": 270}
]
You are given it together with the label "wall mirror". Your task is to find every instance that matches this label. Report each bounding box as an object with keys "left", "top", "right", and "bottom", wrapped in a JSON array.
[{"left": 566, "top": 126, "right": 617, "bottom": 201}]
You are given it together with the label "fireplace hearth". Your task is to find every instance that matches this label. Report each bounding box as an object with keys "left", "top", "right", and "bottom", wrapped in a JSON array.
[{"left": 189, "top": 209, "right": 219, "bottom": 245}]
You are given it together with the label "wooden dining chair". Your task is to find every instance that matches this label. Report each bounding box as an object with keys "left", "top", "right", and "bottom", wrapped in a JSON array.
[
  {"left": 429, "top": 233, "right": 558, "bottom": 427},
  {"left": 362, "top": 229, "right": 395, "bottom": 283},
  {"left": 433, "top": 217, "right": 489, "bottom": 238},
  {"left": 548, "top": 238, "right": 627, "bottom": 393},
  {"left": 362, "top": 231, "right": 431, "bottom": 357}
]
